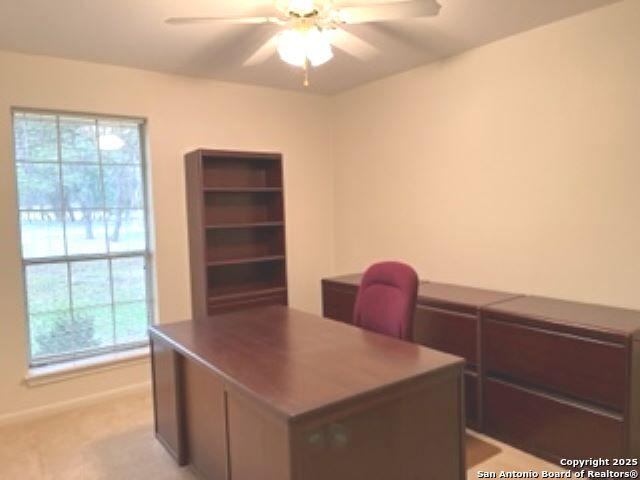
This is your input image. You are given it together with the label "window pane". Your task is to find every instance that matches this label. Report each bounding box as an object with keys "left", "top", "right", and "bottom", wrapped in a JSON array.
[
  {"left": 65, "top": 209, "right": 107, "bottom": 255},
  {"left": 20, "top": 212, "right": 65, "bottom": 258},
  {"left": 103, "top": 165, "right": 143, "bottom": 208},
  {"left": 13, "top": 113, "right": 58, "bottom": 162},
  {"left": 26, "top": 263, "right": 69, "bottom": 315},
  {"left": 98, "top": 121, "right": 141, "bottom": 164},
  {"left": 70, "top": 260, "right": 114, "bottom": 350},
  {"left": 112, "top": 257, "right": 146, "bottom": 303},
  {"left": 115, "top": 301, "right": 148, "bottom": 344},
  {"left": 30, "top": 311, "right": 77, "bottom": 359},
  {"left": 16, "top": 163, "right": 61, "bottom": 210},
  {"left": 107, "top": 209, "right": 146, "bottom": 252},
  {"left": 72, "top": 306, "right": 113, "bottom": 350},
  {"left": 70, "top": 260, "right": 111, "bottom": 308},
  {"left": 62, "top": 164, "right": 103, "bottom": 209},
  {"left": 60, "top": 117, "right": 98, "bottom": 163}
]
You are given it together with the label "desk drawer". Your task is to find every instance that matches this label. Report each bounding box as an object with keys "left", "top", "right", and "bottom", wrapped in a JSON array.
[
  {"left": 484, "top": 378, "right": 625, "bottom": 461},
  {"left": 414, "top": 305, "right": 477, "bottom": 366},
  {"left": 483, "top": 318, "right": 626, "bottom": 410},
  {"left": 323, "top": 283, "right": 357, "bottom": 324}
]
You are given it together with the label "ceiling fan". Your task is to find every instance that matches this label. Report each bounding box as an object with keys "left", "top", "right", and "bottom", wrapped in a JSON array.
[{"left": 166, "top": 0, "right": 441, "bottom": 86}]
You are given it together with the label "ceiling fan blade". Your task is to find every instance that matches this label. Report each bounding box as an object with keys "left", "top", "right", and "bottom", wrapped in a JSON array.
[
  {"left": 165, "top": 16, "right": 282, "bottom": 26},
  {"left": 328, "top": 28, "right": 379, "bottom": 60},
  {"left": 243, "top": 34, "right": 280, "bottom": 66},
  {"left": 337, "top": 0, "right": 441, "bottom": 24}
]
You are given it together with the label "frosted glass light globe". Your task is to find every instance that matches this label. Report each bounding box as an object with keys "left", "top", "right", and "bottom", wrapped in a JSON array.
[{"left": 277, "top": 27, "right": 333, "bottom": 68}]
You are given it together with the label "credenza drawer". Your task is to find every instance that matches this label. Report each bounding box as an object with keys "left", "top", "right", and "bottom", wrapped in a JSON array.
[
  {"left": 414, "top": 305, "right": 477, "bottom": 366},
  {"left": 483, "top": 318, "right": 627, "bottom": 410},
  {"left": 484, "top": 378, "right": 625, "bottom": 461},
  {"left": 323, "top": 283, "right": 357, "bottom": 324}
]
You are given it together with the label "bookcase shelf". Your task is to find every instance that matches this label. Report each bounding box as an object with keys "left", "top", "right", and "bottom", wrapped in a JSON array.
[
  {"left": 203, "top": 187, "right": 283, "bottom": 193},
  {"left": 208, "top": 286, "right": 288, "bottom": 304},
  {"left": 207, "top": 255, "right": 285, "bottom": 267},
  {"left": 185, "top": 149, "right": 288, "bottom": 317},
  {"left": 205, "top": 222, "right": 284, "bottom": 229}
]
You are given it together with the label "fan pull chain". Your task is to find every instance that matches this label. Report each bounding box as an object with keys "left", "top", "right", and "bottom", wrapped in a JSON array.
[{"left": 303, "top": 59, "right": 310, "bottom": 87}]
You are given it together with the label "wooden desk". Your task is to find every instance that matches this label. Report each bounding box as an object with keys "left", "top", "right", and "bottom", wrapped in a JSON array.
[{"left": 150, "top": 306, "right": 465, "bottom": 480}]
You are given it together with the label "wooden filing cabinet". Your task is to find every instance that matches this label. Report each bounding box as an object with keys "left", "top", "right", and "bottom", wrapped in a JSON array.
[
  {"left": 413, "top": 283, "right": 520, "bottom": 429},
  {"left": 321, "top": 274, "right": 361, "bottom": 323},
  {"left": 482, "top": 296, "right": 640, "bottom": 464}
]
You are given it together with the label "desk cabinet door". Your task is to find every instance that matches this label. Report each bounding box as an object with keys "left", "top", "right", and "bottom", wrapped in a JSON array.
[
  {"left": 151, "top": 338, "right": 185, "bottom": 464},
  {"left": 227, "top": 392, "right": 291, "bottom": 480},
  {"left": 293, "top": 375, "right": 464, "bottom": 480},
  {"left": 183, "top": 360, "right": 228, "bottom": 480}
]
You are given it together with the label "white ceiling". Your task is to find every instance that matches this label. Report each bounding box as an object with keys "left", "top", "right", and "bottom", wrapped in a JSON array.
[{"left": 0, "top": 0, "right": 620, "bottom": 94}]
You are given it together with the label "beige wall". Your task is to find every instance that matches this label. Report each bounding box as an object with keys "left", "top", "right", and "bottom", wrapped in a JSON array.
[
  {"left": 0, "top": 51, "right": 335, "bottom": 419},
  {"left": 332, "top": 0, "right": 640, "bottom": 310}
]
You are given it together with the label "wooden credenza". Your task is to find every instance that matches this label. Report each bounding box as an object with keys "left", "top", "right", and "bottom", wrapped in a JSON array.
[
  {"left": 322, "top": 274, "right": 640, "bottom": 465},
  {"left": 150, "top": 306, "right": 466, "bottom": 480}
]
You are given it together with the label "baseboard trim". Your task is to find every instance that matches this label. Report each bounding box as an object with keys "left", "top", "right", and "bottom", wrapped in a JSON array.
[{"left": 0, "top": 381, "right": 151, "bottom": 427}]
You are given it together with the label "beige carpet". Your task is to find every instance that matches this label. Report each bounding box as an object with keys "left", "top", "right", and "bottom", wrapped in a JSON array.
[{"left": 0, "top": 391, "right": 560, "bottom": 479}]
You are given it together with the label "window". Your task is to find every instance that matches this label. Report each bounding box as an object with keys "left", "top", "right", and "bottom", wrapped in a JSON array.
[{"left": 13, "top": 110, "right": 152, "bottom": 367}]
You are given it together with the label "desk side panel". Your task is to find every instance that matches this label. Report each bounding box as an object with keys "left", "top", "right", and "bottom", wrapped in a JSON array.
[{"left": 291, "top": 370, "right": 464, "bottom": 480}]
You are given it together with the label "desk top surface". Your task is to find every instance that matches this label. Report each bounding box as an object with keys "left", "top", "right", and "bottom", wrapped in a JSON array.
[{"left": 150, "top": 306, "right": 463, "bottom": 420}]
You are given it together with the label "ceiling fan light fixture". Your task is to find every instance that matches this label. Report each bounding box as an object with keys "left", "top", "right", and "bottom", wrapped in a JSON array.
[
  {"left": 277, "top": 26, "right": 333, "bottom": 68},
  {"left": 288, "top": 0, "right": 316, "bottom": 15},
  {"left": 306, "top": 28, "right": 333, "bottom": 66},
  {"left": 277, "top": 29, "right": 307, "bottom": 67}
]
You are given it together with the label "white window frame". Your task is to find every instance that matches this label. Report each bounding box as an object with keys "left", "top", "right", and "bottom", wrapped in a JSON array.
[{"left": 12, "top": 108, "right": 154, "bottom": 367}]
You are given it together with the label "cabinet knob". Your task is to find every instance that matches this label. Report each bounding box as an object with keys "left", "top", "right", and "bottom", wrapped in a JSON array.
[
  {"left": 328, "top": 424, "right": 349, "bottom": 449},
  {"left": 306, "top": 431, "right": 325, "bottom": 449}
]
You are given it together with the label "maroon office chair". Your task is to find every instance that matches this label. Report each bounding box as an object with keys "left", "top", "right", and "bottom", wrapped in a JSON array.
[{"left": 353, "top": 261, "right": 419, "bottom": 340}]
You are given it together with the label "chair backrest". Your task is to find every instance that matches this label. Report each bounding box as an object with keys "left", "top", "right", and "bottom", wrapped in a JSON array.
[{"left": 353, "top": 261, "right": 418, "bottom": 340}]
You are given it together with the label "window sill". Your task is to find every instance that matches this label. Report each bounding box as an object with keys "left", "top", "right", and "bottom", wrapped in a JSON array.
[{"left": 24, "top": 347, "right": 150, "bottom": 387}]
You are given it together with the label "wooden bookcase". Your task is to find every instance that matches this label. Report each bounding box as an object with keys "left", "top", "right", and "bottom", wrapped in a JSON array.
[{"left": 185, "top": 149, "right": 288, "bottom": 317}]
